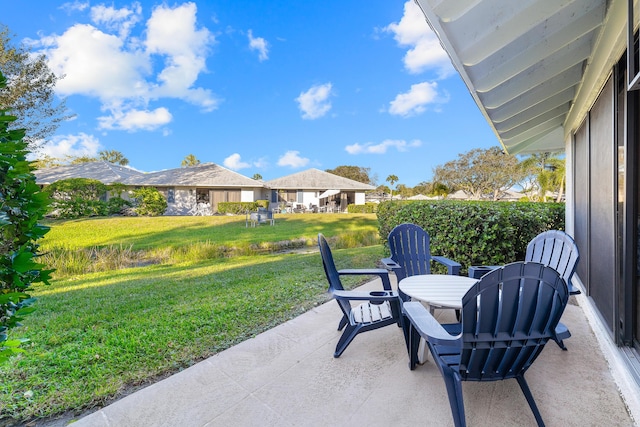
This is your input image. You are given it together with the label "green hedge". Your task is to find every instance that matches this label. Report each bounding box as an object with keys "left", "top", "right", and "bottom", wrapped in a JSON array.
[
  {"left": 377, "top": 200, "right": 565, "bottom": 272},
  {"left": 217, "top": 202, "right": 260, "bottom": 215},
  {"left": 347, "top": 203, "right": 377, "bottom": 213}
]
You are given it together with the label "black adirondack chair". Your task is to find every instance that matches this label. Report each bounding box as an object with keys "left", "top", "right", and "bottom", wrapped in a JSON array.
[
  {"left": 525, "top": 230, "right": 580, "bottom": 350},
  {"left": 403, "top": 262, "right": 569, "bottom": 427},
  {"left": 318, "top": 233, "right": 402, "bottom": 358},
  {"left": 382, "top": 223, "right": 461, "bottom": 303}
]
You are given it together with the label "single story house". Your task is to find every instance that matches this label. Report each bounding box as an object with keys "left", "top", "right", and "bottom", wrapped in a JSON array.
[
  {"left": 414, "top": 0, "right": 640, "bottom": 416},
  {"left": 264, "top": 168, "right": 375, "bottom": 212},
  {"left": 122, "top": 163, "right": 265, "bottom": 215}
]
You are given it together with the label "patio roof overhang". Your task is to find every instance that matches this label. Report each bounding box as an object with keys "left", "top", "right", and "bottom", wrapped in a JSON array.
[{"left": 414, "top": 0, "right": 617, "bottom": 155}]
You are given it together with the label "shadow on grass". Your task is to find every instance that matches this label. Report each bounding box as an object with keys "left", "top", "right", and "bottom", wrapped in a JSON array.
[{"left": 1, "top": 245, "right": 385, "bottom": 424}]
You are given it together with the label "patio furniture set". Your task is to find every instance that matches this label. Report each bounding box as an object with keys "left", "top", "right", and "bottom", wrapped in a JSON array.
[{"left": 318, "top": 224, "right": 580, "bottom": 427}]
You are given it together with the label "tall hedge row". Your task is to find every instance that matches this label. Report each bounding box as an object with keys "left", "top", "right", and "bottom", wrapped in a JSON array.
[{"left": 377, "top": 200, "right": 565, "bottom": 272}]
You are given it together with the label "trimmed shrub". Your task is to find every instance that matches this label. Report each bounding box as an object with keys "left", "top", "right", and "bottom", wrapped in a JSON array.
[
  {"left": 347, "top": 203, "right": 377, "bottom": 213},
  {"left": 217, "top": 202, "right": 260, "bottom": 215},
  {"left": 377, "top": 200, "right": 565, "bottom": 272},
  {"left": 132, "top": 187, "right": 167, "bottom": 216}
]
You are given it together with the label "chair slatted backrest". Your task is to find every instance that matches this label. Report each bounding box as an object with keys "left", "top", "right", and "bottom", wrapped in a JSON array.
[
  {"left": 388, "top": 223, "right": 432, "bottom": 282},
  {"left": 525, "top": 230, "right": 579, "bottom": 286},
  {"left": 318, "top": 234, "right": 352, "bottom": 317},
  {"left": 458, "top": 262, "right": 569, "bottom": 381}
]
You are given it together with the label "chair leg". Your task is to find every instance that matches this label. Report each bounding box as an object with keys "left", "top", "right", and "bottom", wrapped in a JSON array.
[
  {"left": 553, "top": 336, "right": 568, "bottom": 351},
  {"left": 408, "top": 322, "right": 421, "bottom": 370},
  {"left": 337, "top": 315, "right": 348, "bottom": 331},
  {"left": 442, "top": 369, "right": 466, "bottom": 427},
  {"left": 516, "top": 375, "right": 545, "bottom": 427},
  {"left": 334, "top": 324, "right": 361, "bottom": 358}
]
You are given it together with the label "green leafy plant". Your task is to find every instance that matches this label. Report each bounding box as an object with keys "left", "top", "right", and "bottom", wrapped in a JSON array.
[
  {"left": 377, "top": 200, "right": 565, "bottom": 271},
  {"left": 132, "top": 187, "right": 167, "bottom": 216},
  {"left": 0, "top": 71, "right": 53, "bottom": 363}
]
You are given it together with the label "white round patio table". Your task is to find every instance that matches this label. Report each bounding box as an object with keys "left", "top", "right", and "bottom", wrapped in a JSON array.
[
  {"left": 399, "top": 274, "right": 478, "bottom": 364},
  {"left": 399, "top": 274, "right": 478, "bottom": 312}
]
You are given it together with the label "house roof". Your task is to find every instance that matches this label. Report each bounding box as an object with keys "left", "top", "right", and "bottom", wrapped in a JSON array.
[
  {"left": 123, "top": 163, "right": 263, "bottom": 187},
  {"left": 34, "top": 161, "right": 144, "bottom": 185},
  {"left": 414, "top": 0, "right": 612, "bottom": 155},
  {"left": 264, "top": 168, "right": 375, "bottom": 191}
]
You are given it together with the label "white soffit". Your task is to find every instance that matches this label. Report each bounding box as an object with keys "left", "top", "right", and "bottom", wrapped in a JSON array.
[{"left": 414, "top": 0, "right": 608, "bottom": 155}]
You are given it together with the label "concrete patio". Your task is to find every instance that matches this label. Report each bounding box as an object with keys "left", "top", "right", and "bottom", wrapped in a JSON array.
[{"left": 70, "top": 277, "right": 636, "bottom": 427}]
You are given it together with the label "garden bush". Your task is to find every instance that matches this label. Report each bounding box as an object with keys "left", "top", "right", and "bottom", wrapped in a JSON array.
[
  {"left": 347, "top": 203, "right": 377, "bottom": 213},
  {"left": 132, "top": 187, "right": 167, "bottom": 216},
  {"left": 377, "top": 200, "right": 565, "bottom": 271},
  {"left": 0, "top": 72, "right": 53, "bottom": 362},
  {"left": 217, "top": 201, "right": 260, "bottom": 215},
  {"left": 44, "top": 178, "right": 132, "bottom": 218}
]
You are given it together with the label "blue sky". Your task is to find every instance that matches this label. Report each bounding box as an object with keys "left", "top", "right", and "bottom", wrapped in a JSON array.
[{"left": 3, "top": 0, "right": 499, "bottom": 187}]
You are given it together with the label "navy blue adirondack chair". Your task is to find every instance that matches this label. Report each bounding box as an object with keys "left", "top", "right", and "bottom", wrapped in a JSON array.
[
  {"left": 318, "top": 233, "right": 402, "bottom": 358},
  {"left": 382, "top": 223, "right": 461, "bottom": 302},
  {"left": 403, "top": 262, "right": 569, "bottom": 427},
  {"left": 525, "top": 230, "right": 580, "bottom": 350}
]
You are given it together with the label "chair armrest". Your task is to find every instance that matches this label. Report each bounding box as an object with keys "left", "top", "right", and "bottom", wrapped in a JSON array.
[
  {"left": 380, "top": 257, "right": 401, "bottom": 270},
  {"left": 432, "top": 256, "right": 461, "bottom": 275},
  {"left": 332, "top": 289, "right": 399, "bottom": 302},
  {"left": 337, "top": 268, "right": 392, "bottom": 290},
  {"left": 402, "top": 301, "right": 460, "bottom": 346}
]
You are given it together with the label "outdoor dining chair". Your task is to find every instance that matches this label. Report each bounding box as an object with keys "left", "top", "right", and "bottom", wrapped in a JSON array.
[
  {"left": 403, "top": 261, "right": 569, "bottom": 427},
  {"left": 318, "top": 233, "right": 402, "bottom": 358}
]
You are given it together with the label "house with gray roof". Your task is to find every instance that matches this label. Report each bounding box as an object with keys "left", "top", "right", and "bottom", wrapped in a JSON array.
[
  {"left": 123, "top": 163, "right": 265, "bottom": 215},
  {"left": 264, "top": 168, "right": 375, "bottom": 212},
  {"left": 34, "top": 161, "right": 144, "bottom": 185}
]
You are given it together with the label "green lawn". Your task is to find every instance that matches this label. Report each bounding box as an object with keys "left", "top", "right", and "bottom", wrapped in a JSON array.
[{"left": 0, "top": 214, "right": 384, "bottom": 423}]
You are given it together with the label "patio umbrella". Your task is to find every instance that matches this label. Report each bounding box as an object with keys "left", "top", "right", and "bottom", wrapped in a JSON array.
[{"left": 318, "top": 189, "right": 340, "bottom": 199}]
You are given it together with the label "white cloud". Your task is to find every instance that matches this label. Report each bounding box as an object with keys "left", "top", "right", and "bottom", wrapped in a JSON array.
[
  {"left": 98, "top": 107, "right": 172, "bottom": 131},
  {"left": 41, "top": 24, "right": 150, "bottom": 100},
  {"left": 345, "top": 139, "right": 422, "bottom": 155},
  {"left": 384, "top": 0, "right": 453, "bottom": 77},
  {"left": 145, "top": 3, "right": 218, "bottom": 110},
  {"left": 39, "top": 133, "right": 102, "bottom": 159},
  {"left": 33, "top": 2, "right": 219, "bottom": 133},
  {"left": 389, "top": 81, "right": 447, "bottom": 117},
  {"left": 248, "top": 30, "right": 269, "bottom": 61},
  {"left": 223, "top": 153, "right": 251, "bottom": 170},
  {"left": 295, "top": 83, "right": 333, "bottom": 120},
  {"left": 278, "top": 151, "right": 309, "bottom": 168},
  {"left": 60, "top": 1, "right": 89, "bottom": 13},
  {"left": 91, "top": 2, "right": 142, "bottom": 38}
]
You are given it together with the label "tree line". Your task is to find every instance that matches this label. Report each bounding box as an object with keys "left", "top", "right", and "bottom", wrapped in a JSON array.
[{"left": 327, "top": 147, "right": 565, "bottom": 202}]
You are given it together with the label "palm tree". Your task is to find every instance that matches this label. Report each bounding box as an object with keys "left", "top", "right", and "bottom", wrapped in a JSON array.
[
  {"left": 98, "top": 150, "right": 129, "bottom": 166},
  {"left": 386, "top": 175, "right": 399, "bottom": 199},
  {"left": 520, "top": 152, "right": 565, "bottom": 201},
  {"left": 181, "top": 154, "right": 201, "bottom": 167}
]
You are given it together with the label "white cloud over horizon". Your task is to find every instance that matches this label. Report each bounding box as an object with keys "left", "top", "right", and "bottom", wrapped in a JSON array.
[
  {"left": 388, "top": 81, "right": 448, "bottom": 116},
  {"left": 34, "top": 2, "right": 218, "bottom": 133},
  {"left": 98, "top": 107, "right": 172, "bottom": 131},
  {"left": 384, "top": 0, "right": 453, "bottom": 78},
  {"left": 223, "top": 153, "right": 251, "bottom": 170},
  {"left": 248, "top": 30, "right": 269, "bottom": 61},
  {"left": 277, "top": 150, "right": 309, "bottom": 168},
  {"left": 38, "top": 133, "right": 102, "bottom": 159},
  {"left": 345, "top": 139, "right": 422, "bottom": 155},
  {"left": 295, "top": 83, "right": 333, "bottom": 119}
]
